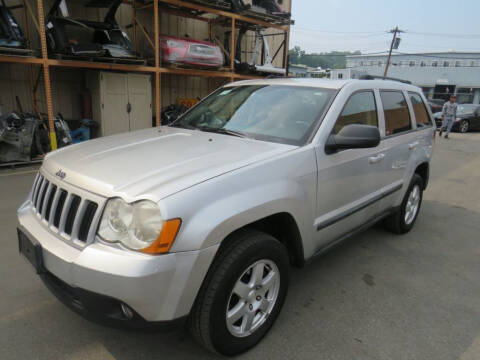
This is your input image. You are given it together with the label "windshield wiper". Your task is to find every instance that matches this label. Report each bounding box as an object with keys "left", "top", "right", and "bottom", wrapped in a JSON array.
[
  {"left": 197, "top": 126, "right": 248, "bottom": 138},
  {"left": 170, "top": 123, "right": 196, "bottom": 130}
]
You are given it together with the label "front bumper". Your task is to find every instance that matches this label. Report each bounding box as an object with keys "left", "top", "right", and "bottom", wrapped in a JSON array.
[{"left": 17, "top": 200, "right": 219, "bottom": 324}]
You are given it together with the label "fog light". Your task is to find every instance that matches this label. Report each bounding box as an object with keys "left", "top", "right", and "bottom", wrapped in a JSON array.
[{"left": 121, "top": 303, "right": 134, "bottom": 319}]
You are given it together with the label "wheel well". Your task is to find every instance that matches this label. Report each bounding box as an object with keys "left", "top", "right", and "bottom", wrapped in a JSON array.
[
  {"left": 221, "top": 213, "right": 305, "bottom": 268},
  {"left": 415, "top": 162, "right": 429, "bottom": 190}
]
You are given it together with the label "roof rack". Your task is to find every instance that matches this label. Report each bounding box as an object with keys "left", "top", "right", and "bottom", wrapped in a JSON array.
[{"left": 359, "top": 75, "right": 412, "bottom": 84}]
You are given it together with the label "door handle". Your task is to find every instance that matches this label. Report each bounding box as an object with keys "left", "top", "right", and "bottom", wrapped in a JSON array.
[
  {"left": 369, "top": 153, "right": 385, "bottom": 164},
  {"left": 409, "top": 141, "right": 419, "bottom": 150},
  {"left": 126, "top": 102, "right": 132, "bottom": 114}
]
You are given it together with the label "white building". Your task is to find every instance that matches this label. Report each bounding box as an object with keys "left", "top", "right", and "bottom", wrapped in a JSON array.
[{"left": 332, "top": 52, "right": 480, "bottom": 104}]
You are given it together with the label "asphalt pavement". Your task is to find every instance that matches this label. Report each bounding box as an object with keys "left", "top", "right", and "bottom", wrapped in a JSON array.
[{"left": 1, "top": 132, "right": 479, "bottom": 360}]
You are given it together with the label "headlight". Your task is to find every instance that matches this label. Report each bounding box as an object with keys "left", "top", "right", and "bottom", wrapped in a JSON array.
[
  {"left": 166, "top": 39, "right": 184, "bottom": 48},
  {"left": 97, "top": 198, "right": 181, "bottom": 254}
]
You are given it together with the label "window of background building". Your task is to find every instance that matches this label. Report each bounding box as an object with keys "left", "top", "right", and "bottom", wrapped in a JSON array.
[
  {"left": 443, "top": 61, "right": 450, "bottom": 67},
  {"left": 409, "top": 92, "right": 431, "bottom": 127},
  {"left": 409, "top": 61, "right": 416, "bottom": 67},
  {"left": 470, "top": 61, "right": 476, "bottom": 67},
  {"left": 421, "top": 87, "right": 433, "bottom": 99},
  {"left": 455, "top": 60, "right": 462, "bottom": 67},
  {"left": 456, "top": 88, "right": 474, "bottom": 104},
  {"left": 378, "top": 61, "right": 382, "bottom": 66},
  {"left": 338, "top": 73, "right": 343, "bottom": 79},
  {"left": 420, "top": 61, "right": 426, "bottom": 67},
  {"left": 360, "top": 61, "right": 364, "bottom": 66},
  {"left": 380, "top": 91, "right": 412, "bottom": 135},
  {"left": 432, "top": 61, "right": 438, "bottom": 67},
  {"left": 333, "top": 91, "right": 378, "bottom": 134}
]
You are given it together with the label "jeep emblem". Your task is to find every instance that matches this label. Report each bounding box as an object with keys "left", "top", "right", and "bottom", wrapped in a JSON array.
[{"left": 55, "top": 169, "right": 66, "bottom": 179}]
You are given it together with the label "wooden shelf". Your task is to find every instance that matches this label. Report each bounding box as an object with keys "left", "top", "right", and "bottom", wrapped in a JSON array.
[
  {"left": 0, "top": 55, "right": 43, "bottom": 65},
  {"left": 1, "top": 0, "right": 289, "bottom": 149},
  {"left": 133, "top": 0, "right": 291, "bottom": 30},
  {"left": 0, "top": 55, "right": 263, "bottom": 80},
  {"left": 47, "top": 58, "right": 156, "bottom": 73}
]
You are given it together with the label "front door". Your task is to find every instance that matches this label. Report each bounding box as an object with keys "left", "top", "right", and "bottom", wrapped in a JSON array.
[{"left": 314, "top": 90, "right": 386, "bottom": 251}]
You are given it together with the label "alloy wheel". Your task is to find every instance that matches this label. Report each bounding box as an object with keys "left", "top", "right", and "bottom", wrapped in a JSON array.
[
  {"left": 226, "top": 259, "right": 280, "bottom": 338},
  {"left": 405, "top": 184, "right": 421, "bottom": 225}
]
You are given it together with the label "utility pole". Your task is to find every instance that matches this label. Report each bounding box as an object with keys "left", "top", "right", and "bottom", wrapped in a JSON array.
[{"left": 383, "top": 26, "right": 404, "bottom": 78}]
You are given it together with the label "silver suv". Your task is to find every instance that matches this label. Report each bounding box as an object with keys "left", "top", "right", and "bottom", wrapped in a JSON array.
[{"left": 17, "top": 79, "right": 435, "bottom": 355}]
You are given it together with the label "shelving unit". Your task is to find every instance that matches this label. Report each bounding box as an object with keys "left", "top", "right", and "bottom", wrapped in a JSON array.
[{"left": 1, "top": 0, "right": 292, "bottom": 149}]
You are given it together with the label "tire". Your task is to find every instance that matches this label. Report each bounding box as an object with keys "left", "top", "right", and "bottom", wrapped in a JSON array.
[
  {"left": 459, "top": 120, "right": 470, "bottom": 133},
  {"left": 188, "top": 229, "right": 290, "bottom": 356},
  {"left": 384, "top": 174, "right": 424, "bottom": 234}
]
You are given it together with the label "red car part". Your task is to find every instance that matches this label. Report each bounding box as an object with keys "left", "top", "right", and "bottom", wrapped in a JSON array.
[{"left": 159, "top": 35, "right": 224, "bottom": 68}]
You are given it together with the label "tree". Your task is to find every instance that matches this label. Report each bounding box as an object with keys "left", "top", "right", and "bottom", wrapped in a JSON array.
[{"left": 289, "top": 47, "right": 361, "bottom": 69}]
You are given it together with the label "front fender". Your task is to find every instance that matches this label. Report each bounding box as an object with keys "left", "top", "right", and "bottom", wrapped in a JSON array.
[{"left": 164, "top": 147, "right": 318, "bottom": 259}]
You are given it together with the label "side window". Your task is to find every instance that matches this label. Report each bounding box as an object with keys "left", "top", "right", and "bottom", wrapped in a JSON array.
[
  {"left": 409, "top": 92, "right": 432, "bottom": 127},
  {"left": 333, "top": 91, "right": 378, "bottom": 134},
  {"left": 380, "top": 91, "right": 412, "bottom": 136}
]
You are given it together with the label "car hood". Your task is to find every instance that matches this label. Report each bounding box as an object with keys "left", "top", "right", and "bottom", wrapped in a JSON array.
[{"left": 42, "top": 126, "right": 295, "bottom": 201}]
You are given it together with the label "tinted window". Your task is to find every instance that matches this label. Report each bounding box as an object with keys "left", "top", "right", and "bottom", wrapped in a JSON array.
[
  {"left": 457, "top": 104, "right": 478, "bottom": 115},
  {"left": 334, "top": 91, "right": 378, "bottom": 134},
  {"left": 381, "top": 91, "right": 412, "bottom": 135},
  {"left": 409, "top": 92, "right": 431, "bottom": 127}
]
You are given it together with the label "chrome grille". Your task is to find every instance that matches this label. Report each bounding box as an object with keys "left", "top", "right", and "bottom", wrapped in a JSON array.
[{"left": 30, "top": 173, "right": 101, "bottom": 244}]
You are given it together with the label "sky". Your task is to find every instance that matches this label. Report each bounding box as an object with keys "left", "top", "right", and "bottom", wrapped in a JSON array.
[{"left": 290, "top": 0, "right": 480, "bottom": 54}]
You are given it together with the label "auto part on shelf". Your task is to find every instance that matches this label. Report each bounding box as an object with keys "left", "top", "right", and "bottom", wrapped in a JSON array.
[
  {"left": 45, "top": 0, "right": 138, "bottom": 59},
  {"left": 0, "top": 113, "right": 41, "bottom": 163},
  {"left": 161, "top": 104, "right": 189, "bottom": 125},
  {"left": 0, "top": 0, "right": 27, "bottom": 48},
  {"left": 225, "top": 26, "right": 285, "bottom": 75},
  {"left": 159, "top": 35, "right": 224, "bottom": 68},
  {"left": 0, "top": 112, "right": 73, "bottom": 163}
]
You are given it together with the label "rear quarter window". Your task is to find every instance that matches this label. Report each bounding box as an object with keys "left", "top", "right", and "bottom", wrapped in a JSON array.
[
  {"left": 409, "top": 92, "right": 432, "bottom": 127},
  {"left": 380, "top": 90, "right": 412, "bottom": 136}
]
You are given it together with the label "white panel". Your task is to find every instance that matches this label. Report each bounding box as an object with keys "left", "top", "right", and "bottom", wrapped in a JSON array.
[
  {"left": 101, "top": 72, "right": 129, "bottom": 136},
  {"left": 127, "top": 73, "right": 152, "bottom": 131}
]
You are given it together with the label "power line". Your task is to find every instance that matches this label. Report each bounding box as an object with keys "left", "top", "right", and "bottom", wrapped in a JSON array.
[
  {"left": 392, "top": 51, "right": 480, "bottom": 60},
  {"left": 292, "top": 27, "right": 387, "bottom": 35},
  {"left": 292, "top": 51, "right": 390, "bottom": 57},
  {"left": 407, "top": 31, "right": 480, "bottom": 39}
]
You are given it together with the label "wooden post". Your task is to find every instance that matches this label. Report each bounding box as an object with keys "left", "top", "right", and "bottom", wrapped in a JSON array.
[
  {"left": 208, "top": 19, "right": 212, "bottom": 41},
  {"left": 132, "top": 2, "right": 137, "bottom": 52},
  {"left": 154, "top": 0, "right": 161, "bottom": 126},
  {"left": 36, "top": 0, "right": 57, "bottom": 149},
  {"left": 230, "top": 18, "right": 235, "bottom": 72},
  {"left": 283, "top": 28, "right": 290, "bottom": 74}
]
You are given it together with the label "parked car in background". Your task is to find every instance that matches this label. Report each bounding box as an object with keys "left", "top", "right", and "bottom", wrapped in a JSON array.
[
  {"left": 17, "top": 79, "right": 434, "bottom": 356},
  {"left": 159, "top": 35, "right": 224, "bottom": 68},
  {"left": 428, "top": 99, "right": 445, "bottom": 113},
  {"left": 433, "top": 104, "right": 480, "bottom": 133}
]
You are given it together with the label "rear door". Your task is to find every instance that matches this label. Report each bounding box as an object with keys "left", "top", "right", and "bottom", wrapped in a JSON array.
[
  {"left": 377, "top": 90, "right": 420, "bottom": 211},
  {"left": 473, "top": 106, "right": 480, "bottom": 130}
]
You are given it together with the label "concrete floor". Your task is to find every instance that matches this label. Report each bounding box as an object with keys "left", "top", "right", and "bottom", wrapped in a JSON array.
[{"left": 1, "top": 133, "right": 479, "bottom": 360}]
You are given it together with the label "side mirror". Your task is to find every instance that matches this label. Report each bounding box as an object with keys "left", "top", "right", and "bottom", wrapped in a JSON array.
[{"left": 325, "top": 124, "right": 380, "bottom": 153}]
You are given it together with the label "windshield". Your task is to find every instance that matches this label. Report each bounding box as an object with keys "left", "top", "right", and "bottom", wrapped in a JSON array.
[
  {"left": 171, "top": 85, "right": 335, "bottom": 145},
  {"left": 457, "top": 104, "right": 478, "bottom": 115}
]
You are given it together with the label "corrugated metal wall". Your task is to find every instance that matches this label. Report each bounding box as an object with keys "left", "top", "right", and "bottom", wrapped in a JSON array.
[{"left": 0, "top": 0, "right": 291, "bottom": 119}]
